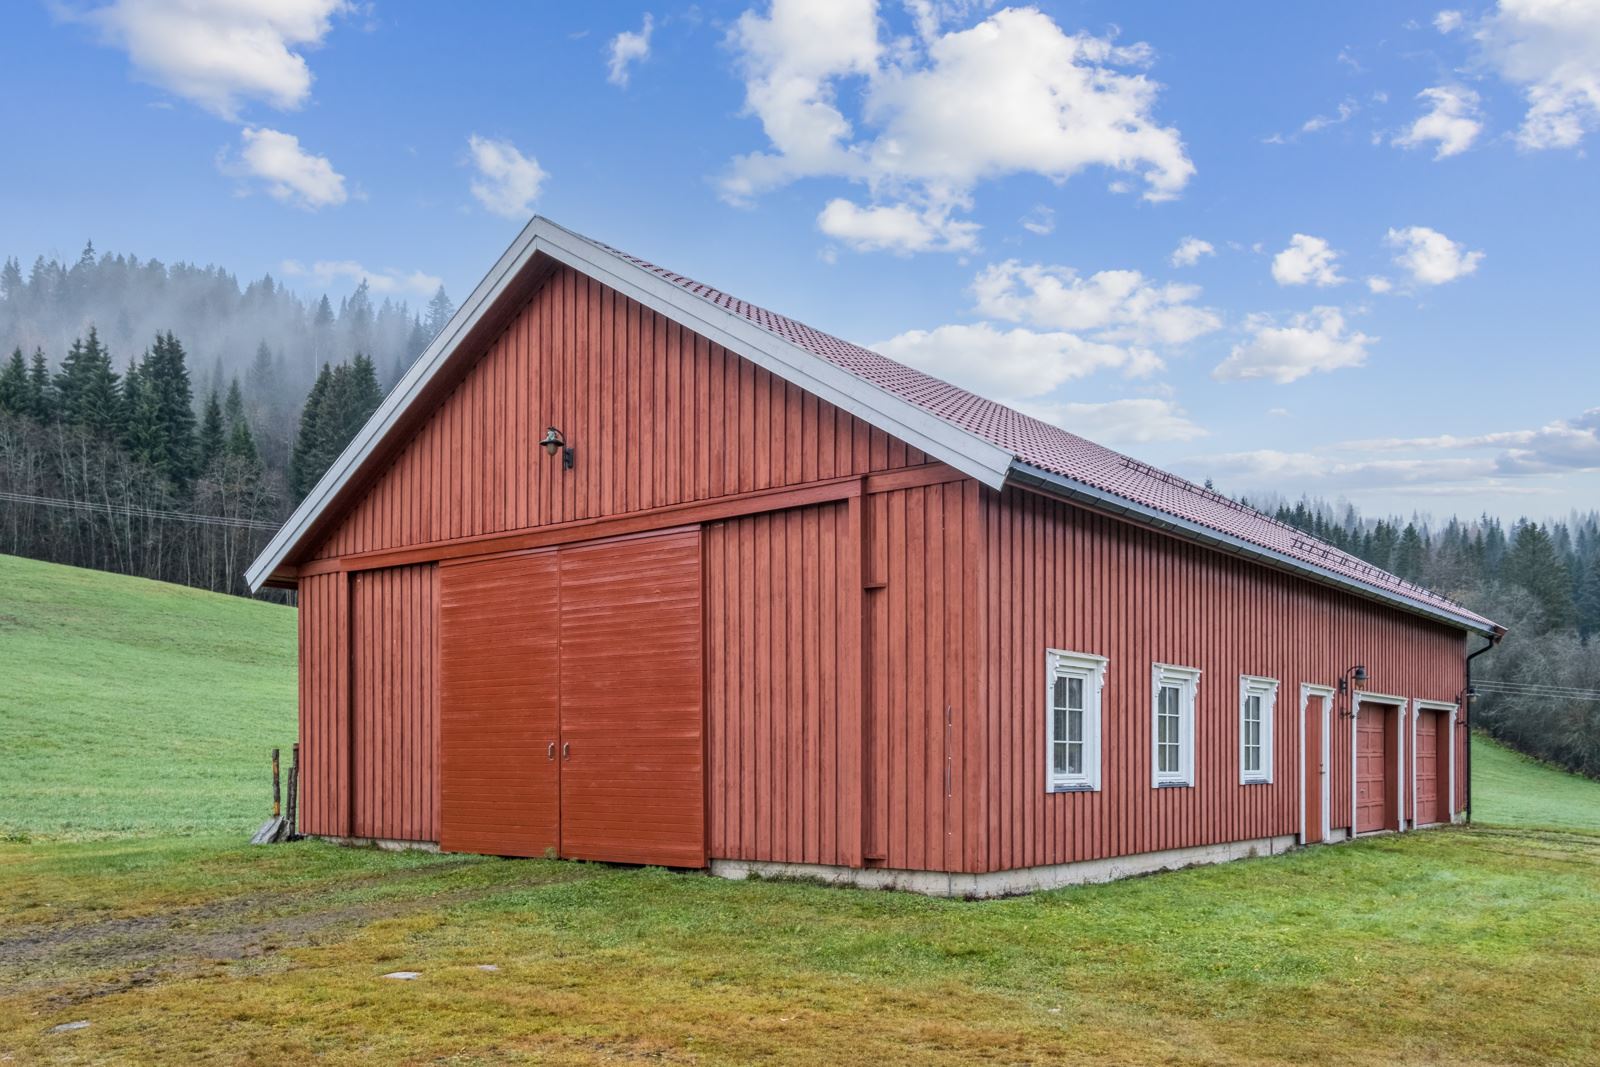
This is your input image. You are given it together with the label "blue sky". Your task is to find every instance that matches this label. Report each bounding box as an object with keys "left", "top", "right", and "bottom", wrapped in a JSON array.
[{"left": 3, "top": 1, "right": 1597, "bottom": 520}]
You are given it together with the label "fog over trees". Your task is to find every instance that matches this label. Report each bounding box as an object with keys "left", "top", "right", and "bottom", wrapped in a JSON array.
[{"left": 0, "top": 241, "right": 452, "bottom": 599}]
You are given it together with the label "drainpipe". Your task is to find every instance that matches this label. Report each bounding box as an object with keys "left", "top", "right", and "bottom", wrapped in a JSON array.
[{"left": 1464, "top": 632, "right": 1502, "bottom": 823}]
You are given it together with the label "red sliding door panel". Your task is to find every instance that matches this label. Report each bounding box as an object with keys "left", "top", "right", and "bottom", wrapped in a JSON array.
[
  {"left": 438, "top": 551, "right": 562, "bottom": 856},
  {"left": 558, "top": 529, "right": 706, "bottom": 868}
]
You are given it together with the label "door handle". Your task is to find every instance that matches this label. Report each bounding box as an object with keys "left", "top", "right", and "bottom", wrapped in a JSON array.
[
  {"left": 562, "top": 742, "right": 571, "bottom": 760},
  {"left": 547, "top": 742, "right": 556, "bottom": 761}
]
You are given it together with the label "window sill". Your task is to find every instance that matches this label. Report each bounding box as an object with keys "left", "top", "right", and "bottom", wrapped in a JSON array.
[
  {"left": 1154, "top": 780, "right": 1193, "bottom": 789},
  {"left": 1240, "top": 777, "right": 1272, "bottom": 786},
  {"left": 1048, "top": 782, "right": 1098, "bottom": 794}
]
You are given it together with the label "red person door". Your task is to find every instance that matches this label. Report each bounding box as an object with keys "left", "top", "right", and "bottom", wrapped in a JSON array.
[
  {"left": 1304, "top": 697, "right": 1324, "bottom": 843},
  {"left": 1416, "top": 710, "right": 1441, "bottom": 825}
]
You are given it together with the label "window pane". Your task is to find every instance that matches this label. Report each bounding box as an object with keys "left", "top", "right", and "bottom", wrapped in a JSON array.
[
  {"left": 1053, "top": 676, "right": 1068, "bottom": 709},
  {"left": 1067, "top": 676, "right": 1084, "bottom": 710},
  {"left": 1068, "top": 741, "right": 1083, "bottom": 775},
  {"left": 1053, "top": 706, "right": 1067, "bottom": 745},
  {"left": 1159, "top": 743, "right": 1176, "bottom": 773},
  {"left": 1053, "top": 740, "right": 1067, "bottom": 774},
  {"left": 1068, "top": 706, "right": 1084, "bottom": 744},
  {"left": 1245, "top": 694, "right": 1260, "bottom": 724}
]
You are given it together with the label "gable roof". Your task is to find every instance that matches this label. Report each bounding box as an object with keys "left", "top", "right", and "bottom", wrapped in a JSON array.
[{"left": 246, "top": 217, "right": 1499, "bottom": 637}]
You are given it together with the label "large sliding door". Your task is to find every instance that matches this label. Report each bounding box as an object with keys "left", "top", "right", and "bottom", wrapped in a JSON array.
[
  {"left": 558, "top": 530, "right": 705, "bottom": 868},
  {"left": 439, "top": 551, "right": 562, "bottom": 856},
  {"left": 438, "top": 529, "right": 705, "bottom": 867}
]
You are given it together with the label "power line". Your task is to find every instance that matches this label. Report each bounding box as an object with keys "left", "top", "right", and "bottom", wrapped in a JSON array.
[
  {"left": 1476, "top": 680, "right": 1600, "bottom": 703},
  {"left": 0, "top": 489, "right": 281, "bottom": 532}
]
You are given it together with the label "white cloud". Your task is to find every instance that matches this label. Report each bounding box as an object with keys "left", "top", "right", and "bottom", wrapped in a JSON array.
[
  {"left": 1475, "top": 0, "right": 1600, "bottom": 149},
  {"left": 1385, "top": 225, "right": 1484, "bottom": 285},
  {"left": 1271, "top": 234, "right": 1346, "bottom": 287},
  {"left": 724, "top": 2, "right": 1192, "bottom": 252},
  {"left": 1347, "top": 409, "right": 1600, "bottom": 474},
  {"left": 607, "top": 13, "right": 654, "bottom": 87},
  {"left": 1019, "top": 397, "right": 1207, "bottom": 445},
  {"left": 280, "top": 259, "right": 442, "bottom": 297},
  {"left": 972, "top": 260, "right": 1222, "bottom": 347},
  {"left": 1020, "top": 205, "right": 1056, "bottom": 236},
  {"left": 1170, "top": 236, "right": 1215, "bottom": 267},
  {"left": 1192, "top": 408, "right": 1600, "bottom": 497},
  {"left": 1213, "top": 307, "right": 1374, "bottom": 384},
  {"left": 871, "top": 322, "right": 1140, "bottom": 402},
  {"left": 227, "top": 127, "right": 346, "bottom": 208},
  {"left": 1393, "top": 85, "right": 1483, "bottom": 158},
  {"left": 77, "top": 0, "right": 349, "bottom": 120},
  {"left": 1301, "top": 98, "right": 1358, "bottom": 133},
  {"left": 1435, "top": 9, "right": 1464, "bottom": 33},
  {"left": 467, "top": 135, "right": 547, "bottom": 218},
  {"left": 818, "top": 198, "right": 978, "bottom": 253},
  {"left": 1366, "top": 275, "right": 1393, "bottom": 294}
]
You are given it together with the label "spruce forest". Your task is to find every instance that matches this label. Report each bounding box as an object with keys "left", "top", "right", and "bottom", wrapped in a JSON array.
[{"left": 0, "top": 243, "right": 1595, "bottom": 780}]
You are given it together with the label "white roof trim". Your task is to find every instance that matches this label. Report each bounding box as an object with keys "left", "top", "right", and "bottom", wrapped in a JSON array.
[{"left": 245, "top": 216, "right": 1014, "bottom": 590}]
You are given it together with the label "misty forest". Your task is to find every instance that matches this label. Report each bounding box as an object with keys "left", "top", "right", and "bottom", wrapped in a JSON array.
[{"left": 1, "top": 243, "right": 1596, "bottom": 781}]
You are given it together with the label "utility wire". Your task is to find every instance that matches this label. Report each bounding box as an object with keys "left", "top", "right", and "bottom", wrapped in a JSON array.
[
  {"left": 1475, "top": 680, "right": 1600, "bottom": 703},
  {"left": 0, "top": 489, "right": 281, "bottom": 532}
]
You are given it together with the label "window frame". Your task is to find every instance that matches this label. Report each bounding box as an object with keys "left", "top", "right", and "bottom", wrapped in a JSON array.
[
  {"left": 1045, "top": 649, "right": 1108, "bottom": 793},
  {"left": 1238, "top": 675, "right": 1279, "bottom": 785},
  {"left": 1151, "top": 663, "right": 1200, "bottom": 788}
]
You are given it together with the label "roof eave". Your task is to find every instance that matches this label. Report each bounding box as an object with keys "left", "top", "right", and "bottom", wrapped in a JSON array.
[{"left": 1006, "top": 461, "right": 1500, "bottom": 637}]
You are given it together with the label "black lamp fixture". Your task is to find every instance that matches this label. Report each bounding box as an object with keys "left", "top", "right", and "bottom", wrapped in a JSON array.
[
  {"left": 1338, "top": 664, "right": 1368, "bottom": 694},
  {"left": 540, "top": 426, "right": 575, "bottom": 470}
]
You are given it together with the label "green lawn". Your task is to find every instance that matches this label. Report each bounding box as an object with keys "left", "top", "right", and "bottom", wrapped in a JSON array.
[
  {"left": 1471, "top": 732, "right": 1600, "bottom": 831},
  {"left": 0, "top": 554, "right": 297, "bottom": 840},
  {"left": 4, "top": 554, "right": 1600, "bottom": 1064}
]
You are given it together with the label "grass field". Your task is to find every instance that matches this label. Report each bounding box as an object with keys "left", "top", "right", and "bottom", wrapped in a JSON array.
[
  {"left": 4, "top": 554, "right": 1600, "bottom": 1064},
  {"left": 1471, "top": 732, "right": 1600, "bottom": 831},
  {"left": 0, "top": 554, "right": 297, "bottom": 840}
]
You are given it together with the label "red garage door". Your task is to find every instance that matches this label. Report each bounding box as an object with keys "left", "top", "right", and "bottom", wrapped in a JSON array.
[
  {"left": 1355, "top": 708, "right": 1393, "bottom": 834},
  {"left": 438, "top": 529, "right": 705, "bottom": 867},
  {"left": 1416, "top": 710, "right": 1442, "bottom": 826}
]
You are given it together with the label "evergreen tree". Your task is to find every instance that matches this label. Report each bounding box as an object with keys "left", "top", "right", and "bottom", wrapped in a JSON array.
[
  {"left": 121, "top": 365, "right": 166, "bottom": 472},
  {"left": 1393, "top": 523, "right": 1426, "bottom": 581},
  {"left": 1576, "top": 550, "right": 1600, "bottom": 641},
  {"left": 425, "top": 285, "right": 454, "bottom": 337},
  {"left": 225, "top": 414, "right": 259, "bottom": 465},
  {"left": 55, "top": 327, "right": 122, "bottom": 438},
  {"left": 197, "top": 389, "right": 225, "bottom": 472},
  {"left": 25, "top": 347, "right": 53, "bottom": 421},
  {"left": 143, "top": 331, "right": 198, "bottom": 492},
  {"left": 0, "top": 347, "right": 27, "bottom": 414},
  {"left": 223, "top": 376, "right": 247, "bottom": 429},
  {"left": 0, "top": 256, "right": 23, "bottom": 302},
  {"left": 1505, "top": 521, "right": 1576, "bottom": 633},
  {"left": 290, "top": 363, "right": 333, "bottom": 500}
]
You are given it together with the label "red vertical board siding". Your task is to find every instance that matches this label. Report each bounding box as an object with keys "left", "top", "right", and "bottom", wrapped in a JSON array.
[
  {"left": 307, "top": 266, "right": 925, "bottom": 563},
  {"left": 973, "top": 486, "right": 1466, "bottom": 872},
  {"left": 341, "top": 563, "right": 439, "bottom": 843}
]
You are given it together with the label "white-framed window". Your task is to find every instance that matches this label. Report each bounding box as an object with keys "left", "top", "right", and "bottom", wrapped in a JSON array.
[
  {"left": 1046, "top": 649, "right": 1107, "bottom": 792},
  {"left": 1238, "top": 675, "right": 1279, "bottom": 784},
  {"left": 1151, "top": 663, "right": 1200, "bottom": 787}
]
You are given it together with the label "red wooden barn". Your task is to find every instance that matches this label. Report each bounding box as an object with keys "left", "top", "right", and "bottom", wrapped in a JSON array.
[{"left": 247, "top": 217, "right": 1503, "bottom": 896}]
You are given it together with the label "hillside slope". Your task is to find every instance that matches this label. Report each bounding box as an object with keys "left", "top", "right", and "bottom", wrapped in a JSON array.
[
  {"left": 0, "top": 553, "right": 296, "bottom": 839},
  {"left": 1472, "top": 732, "right": 1600, "bottom": 831}
]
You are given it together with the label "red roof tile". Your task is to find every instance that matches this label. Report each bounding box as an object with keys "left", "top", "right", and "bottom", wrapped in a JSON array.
[{"left": 606, "top": 243, "right": 1495, "bottom": 632}]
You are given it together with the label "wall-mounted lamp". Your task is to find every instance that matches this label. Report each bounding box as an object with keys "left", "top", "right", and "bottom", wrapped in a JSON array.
[
  {"left": 1338, "top": 664, "right": 1368, "bottom": 694},
  {"left": 540, "top": 426, "right": 575, "bottom": 470},
  {"left": 1465, "top": 685, "right": 1478, "bottom": 702}
]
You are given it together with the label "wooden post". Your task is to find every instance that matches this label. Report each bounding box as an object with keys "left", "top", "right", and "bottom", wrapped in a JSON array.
[
  {"left": 271, "top": 747, "right": 281, "bottom": 818},
  {"left": 285, "top": 743, "right": 300, "bottom": 838}
]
